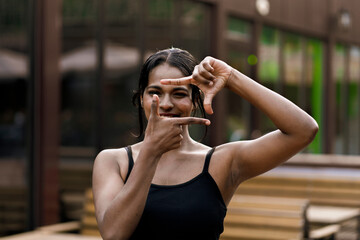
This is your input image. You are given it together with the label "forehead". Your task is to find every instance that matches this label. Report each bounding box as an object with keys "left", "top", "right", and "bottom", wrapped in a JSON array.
[{"left": 148, "top": 63, "right": 189, "bottom": 89}]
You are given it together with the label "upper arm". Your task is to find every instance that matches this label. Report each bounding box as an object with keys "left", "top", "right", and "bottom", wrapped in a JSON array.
[
  {"left": 227, "top": 130, "right": 310, "bottom": 184},
  {"left": 92, "top": 149, "right": 127, "bottom": 225}
]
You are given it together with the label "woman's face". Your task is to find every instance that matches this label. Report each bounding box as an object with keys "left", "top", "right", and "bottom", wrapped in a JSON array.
[{"left": 142, "top": 63, "right": 193, "bottom": 120}]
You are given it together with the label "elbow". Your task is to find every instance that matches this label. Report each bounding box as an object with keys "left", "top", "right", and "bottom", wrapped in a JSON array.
[
  {"left": 303, "top": 118, "right": 319, "bottom": 144},
  {"left": 101, "top": 231, "right": 127, "bottom": 240},
  {"left": 100, "top": 228, "right": 117, "bottom": 240},
  {"left": 100, "top": 224, "right": 129, "bottom": 240}
]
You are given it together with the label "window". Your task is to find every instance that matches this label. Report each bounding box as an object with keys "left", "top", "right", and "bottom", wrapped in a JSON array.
[
  {"left": 284, "top": 33, "right": 302, "bottom": 105},
  {"left": 305, "top": 39, "right": 324, "bottom": 153},
  {"left": 225, "top": 17, "right": 252, "bottom": 141},
  {"left": 334, "top": 44, "right": 346, "bottom": 154},
  {"left": 0, "top": 0, "right": 28, "bottom": 158},
  {"left": 259, "top": 26, "right": 280, "bottom": 134},
  {"left": 61, "top": 0, "right": 97, "bottom": 151},
  {"left": 348, "top": 46, "right": 360, "bottom": 154}
]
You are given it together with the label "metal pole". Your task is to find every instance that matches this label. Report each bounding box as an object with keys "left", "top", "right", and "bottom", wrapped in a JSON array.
[{"left": 27, "top": 0, "right": 61, "bottom": 227}]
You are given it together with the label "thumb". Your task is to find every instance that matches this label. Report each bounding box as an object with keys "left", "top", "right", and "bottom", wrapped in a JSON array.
[
  {"left": 150, "top": 94, "right": 160, "bottom": 118},
  {"left": 203, "top": 93, "right": 214, "bottom": 115}
]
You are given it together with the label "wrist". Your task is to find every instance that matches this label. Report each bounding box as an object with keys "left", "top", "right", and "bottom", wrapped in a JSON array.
[
  {"left": 225, "top": 67, "right": 235, "bottom": 89},
  {"left": 142, "top": 139, "right": 164, "bottom": 159}
]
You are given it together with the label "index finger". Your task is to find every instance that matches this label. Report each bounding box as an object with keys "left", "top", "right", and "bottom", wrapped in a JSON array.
[
  {"left": 150, "top": 94, "right": 159, "bottom": 117},
  {"left": 171, "top": 117, "right": 211, "bottom": 126},
  {"left": 160, "top": 76, "right": 193, "bottom": 85}
]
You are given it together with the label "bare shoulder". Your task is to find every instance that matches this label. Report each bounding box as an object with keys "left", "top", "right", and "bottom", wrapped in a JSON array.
[
  {"left": 94, "top": 148, "right": 127, "bottom": 166},
  {"left": 93, "top": 147, "right": 129, "bottom": 182}
]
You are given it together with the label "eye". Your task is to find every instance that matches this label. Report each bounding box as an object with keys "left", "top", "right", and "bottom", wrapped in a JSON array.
[
  {"left": 148, "top": 90, "right": 160, "bottom": 96},
  {"left": 174, "top": 92, "right": 189, "bottom": 98}
]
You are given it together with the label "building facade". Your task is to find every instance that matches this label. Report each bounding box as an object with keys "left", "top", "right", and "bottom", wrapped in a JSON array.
[{"left": 1, "top": 0, "right": 360, "bottom": 231}]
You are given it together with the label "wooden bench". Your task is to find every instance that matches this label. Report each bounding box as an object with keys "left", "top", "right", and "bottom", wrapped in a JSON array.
[
  {"left": 38, "top": 188, "right": 100, "bottom": 237},
  {"left": 220, "top": 195, "right": 339, "bottom": 240},
  {"left": 59, "top": 162, "right": 93, "bottom": 221},
  {"left": 284, "top": 153, "right": 360, "bottom": 169},
  {"left": 236, "top": 172, "right": 360, "bottom": 208},
  {"left": 0, "top": 187, "right": 27, "bottom": 237},
  {"left": 39, "top": 190, "right": 339, "bottom": 240},
  {"left": 235, "top": 165, "right": 360, "bottom": 239}
]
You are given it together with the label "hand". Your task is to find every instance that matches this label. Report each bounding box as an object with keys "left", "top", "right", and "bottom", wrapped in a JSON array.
[
  {"left": 144, "top": 95, "right": 211, "bottom": 155},
  {"left": 160, "top": 56, "right": 232, "bottom": 114}
]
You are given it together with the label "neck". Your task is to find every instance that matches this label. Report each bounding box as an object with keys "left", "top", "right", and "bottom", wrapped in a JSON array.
[{"left": 174, "top": 125, "right": 193, "bottom": 150}]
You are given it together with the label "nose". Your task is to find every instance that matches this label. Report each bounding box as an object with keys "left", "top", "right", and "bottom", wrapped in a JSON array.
[{"left": 159, "top": 94, "right": 174, "bottom": 111}]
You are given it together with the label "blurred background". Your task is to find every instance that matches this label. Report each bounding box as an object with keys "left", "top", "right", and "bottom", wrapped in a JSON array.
[{"left": 1, "top": 0, "right": 360, "bottom": 237}]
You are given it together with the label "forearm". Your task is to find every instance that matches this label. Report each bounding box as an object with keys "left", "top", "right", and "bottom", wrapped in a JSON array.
[
  {"left": 227, "top": 68, "right": 318, "bottom": 141},
  {"left": 99, "top": 146, "right": 160, "bottom": 240}
]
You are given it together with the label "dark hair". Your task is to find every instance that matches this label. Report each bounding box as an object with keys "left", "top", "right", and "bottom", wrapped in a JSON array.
[{"left": 132, "top": 48, "right": 206, "bottom": 138}]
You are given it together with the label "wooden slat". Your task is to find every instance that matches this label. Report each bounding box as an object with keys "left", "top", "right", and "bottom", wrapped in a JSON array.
[
  {"left": 80, "top": 189, "right": 99, "bottom": 236},
  {"left": 221, "top": 195, "right": 308, "bottom": 240},
  {"left": 220, "top": 226, "right": 302, "bottom": 240},
  {"left": 224, "top": 214, "right": 303, "bottom": 229},
  {"left": 80, "top": 229, "right": 101, "bottom": 237},
  {"left": 0, "top": 187, "right": 27, "bottom": 235},
  {"left": 237, "top": 175, "right": 360, "bottom": 209}
]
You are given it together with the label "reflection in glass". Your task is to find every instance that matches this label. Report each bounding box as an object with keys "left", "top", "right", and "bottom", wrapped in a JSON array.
[
  {"left": 227, "top": 17, "right": 251, "bottom": 42},
  {"left": 333, "top": 44, "right": 346, "bottom": 154},
  {"left": 61, "top": 0, "right": 97, "bottom": 150},
  {"left": 226, "top": 50, "right": 251, "bottom": 141},
  {"left": 305, "top": 39, "right": 323, "bottom": 154},
  {"left": 348, "top": 46, "right": 360, "bottom": 154},
  {"left": 0, "top": 0, "right": 29, "bottom": 235},
  {"left": 226, "top": 17, "right": 252, "bottom": 141},
  {"left": 284, "top": 33, "right": 302, "bottom": 104},
  {"left": 100, "top": 0, "right": 212, "bottom": 148},
  {"left": 259, "top": 26, "right": 279, "bottom": 134}
]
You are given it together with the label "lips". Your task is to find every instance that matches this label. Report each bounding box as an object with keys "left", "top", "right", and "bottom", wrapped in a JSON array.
[{"left": 160, "top": 113, "right": 180, "bottom": 118}]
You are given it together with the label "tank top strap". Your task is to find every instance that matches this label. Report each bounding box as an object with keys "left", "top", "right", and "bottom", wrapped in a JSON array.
[
  {"left": 124, "top": 146, "right": 134, "bottom": 183},
  {"left": 202, "top": 147, "right": 216, "bottom": 173}
]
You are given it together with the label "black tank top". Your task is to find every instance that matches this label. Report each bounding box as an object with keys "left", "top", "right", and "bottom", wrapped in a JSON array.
[{"left": 124, "top": 147, "right": 227, "bottom": 240}]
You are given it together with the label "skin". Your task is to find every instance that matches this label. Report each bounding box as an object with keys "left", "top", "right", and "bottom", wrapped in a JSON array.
[{"left": 92, "top": 58, "right": 319, "bottom": 240}]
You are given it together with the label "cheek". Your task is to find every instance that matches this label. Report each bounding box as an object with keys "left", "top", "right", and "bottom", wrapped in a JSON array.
[
  {"left": 176, "top": 98, "right": 194, "bottom": 113},
  {"left": 143, "top": 97, "right": 153, "bottom": 119}
]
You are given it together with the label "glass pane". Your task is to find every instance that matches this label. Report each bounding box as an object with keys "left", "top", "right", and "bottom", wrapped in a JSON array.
[
  {"left": 227, "top": 16, "right": 251, "bottom": 42},
  {"left": 259, "top": 26, "right": 280, "bottom": 86},
  {"left": 333, "top": 44, "right": 346, "bottom": 154},
  {"left": 179, "top": 1, "right": 212, "bottom": 60},
  {"left": 305, "top": 39, "right": 324, "bottom": 154},
  {"left": 284, "top": 33, "right": 302, "bottom": 104},
  {"left": 226, "top": 50, "right": 251, "bottom": 141},
  {"left": 225, "top": 17, "right": 252, "bottom": 141},
  {"left": 348, "top": 46, "right": 360, "bottom": 154},
  {"left": 259, "top": 26, "right": 280, "bottom": 134},
  {"left": 103, "top": 0, "right": 139, "bottom": 148},
  {"left": 103, "top": 0, "right": 212, "bottom": 148},
  {"left": 149, "top": 0, "right": 173, "bottom": 21},
  {"left": 61, "top": 0, "right": 97, "bottom": 152},
  {"left": 0, "top": 0, "right": 29, "bottom": 235}
]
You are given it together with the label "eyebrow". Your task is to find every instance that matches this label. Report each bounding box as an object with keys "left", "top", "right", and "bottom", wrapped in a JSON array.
[{"left": 146, "top": 85, "right": 190, "bottom": 92}]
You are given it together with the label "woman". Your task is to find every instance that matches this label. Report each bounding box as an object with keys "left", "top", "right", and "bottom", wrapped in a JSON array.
[{"left": 92, "top": 48, "right": 318, "bottom": 240}]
